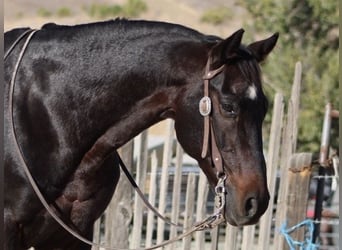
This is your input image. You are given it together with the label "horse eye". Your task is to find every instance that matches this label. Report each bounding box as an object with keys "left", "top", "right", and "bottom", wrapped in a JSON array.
[{"left": 221, "top": 103, "right": 238, "bottom": 117}]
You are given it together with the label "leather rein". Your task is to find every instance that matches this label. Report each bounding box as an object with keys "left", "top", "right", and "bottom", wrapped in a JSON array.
[{"left": 6, "top": 29, "right": 227, "bottom": 250}]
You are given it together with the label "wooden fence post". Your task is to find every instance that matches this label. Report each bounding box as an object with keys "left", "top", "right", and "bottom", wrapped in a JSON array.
[
  {"left": 195, "top": 171, "right": 209, "bottom": 250},
  {"left": 274, "top": 61, "right": 302, "bottom": 250},
  {"left": 224, "top": 225, "right": 240, "bottom": 249},
  {"left": 145, "top": 150, "right": 159, "bottom": 247},
  {"left": 157, "top": 119, "right": 175, "bottom": 245},
  {"left": 92, "top": 216, "right": 101, "bottom": 250},
  {"left": 168, "top": 142, "right": 184, "bottom": 250},
  {"left": 283, "top": 152, "right": 313, "bottom": 247},
  {"left": 241, "top": 226, "right": 255, "bottom": 250},
  {"left": 103, "top": 140, "right": 134, "bottom": 249},
  {"left": 131, "top": 131, "right": 149, "bottom": 248},
  {"left": 257, "top": 93, "right": 285, "bottom": 250},
  {"left": 182, "top": 173, "right": 197, "bottom": 250}
]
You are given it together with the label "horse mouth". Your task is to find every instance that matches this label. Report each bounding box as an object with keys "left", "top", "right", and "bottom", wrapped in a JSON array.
[
  {"left": 224, "top": 206, "right": 265, "bottom": 226},
  {"left": 224, "top": 192, "right": 269, "bottom": 226}
]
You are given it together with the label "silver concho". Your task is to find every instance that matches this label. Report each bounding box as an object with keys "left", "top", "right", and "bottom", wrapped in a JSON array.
[{"left": 199, "top": 96, "right": 212, "bottom": 116}]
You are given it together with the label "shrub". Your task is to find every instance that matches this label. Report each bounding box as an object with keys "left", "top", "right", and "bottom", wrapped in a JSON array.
[
  {"left": 37, "top": 8, "right": 52, "bottom": 17},
  {"left": 57, "top": 7, "right": 72, "bottom": 17},
  {"left": 85, "top": 0, "right": 147, "bottom": 18},
  {"left": 200, "top": 7, "right": 233, "bottom": 25}
]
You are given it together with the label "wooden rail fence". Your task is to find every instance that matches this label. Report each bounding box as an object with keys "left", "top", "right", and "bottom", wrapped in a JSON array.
[{"left": 91, "top": 61, "right": 339, "bottom": 250}]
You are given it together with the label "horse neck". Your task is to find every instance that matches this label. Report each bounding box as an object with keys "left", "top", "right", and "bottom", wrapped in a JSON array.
[
  {"left": 66, "top": 30, "right": 208, "bottom": 151},
  {"left": 19, "top": 23, "right": 210, "bottom": 163}
]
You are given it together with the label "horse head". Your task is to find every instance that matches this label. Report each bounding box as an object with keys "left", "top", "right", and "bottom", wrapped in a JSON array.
[{"left": 174, "top": 29, "right": 278, "bottom": 226}]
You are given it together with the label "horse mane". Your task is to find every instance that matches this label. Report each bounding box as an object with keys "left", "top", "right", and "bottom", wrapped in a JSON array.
[
  {"left": 39, "top": 19, "right": 219, "bottom": 45},
  {"left": 38, "top": 20, "right": 261, "bottom": 93}
]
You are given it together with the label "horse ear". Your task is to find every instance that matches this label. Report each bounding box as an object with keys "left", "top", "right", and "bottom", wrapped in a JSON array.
[
  {"left": 210, "top": 29, "right": 245, "bottom": 66},
  {"left": 247, "top": 33, "right": 279, "bottom": 62}
]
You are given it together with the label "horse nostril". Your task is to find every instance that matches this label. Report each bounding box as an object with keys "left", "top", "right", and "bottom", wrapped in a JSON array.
[{"left": 245, "top": 197, "right": 258, "bottom": 218}]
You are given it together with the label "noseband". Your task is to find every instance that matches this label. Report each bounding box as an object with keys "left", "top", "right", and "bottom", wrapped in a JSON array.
[{"left": 199, "top": 58, "right": 225, "bottom": 177}]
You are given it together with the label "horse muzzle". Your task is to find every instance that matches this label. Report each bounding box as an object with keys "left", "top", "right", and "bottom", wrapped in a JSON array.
[{"left": 223, "top": 182, "right": 270, "bottom": 226}]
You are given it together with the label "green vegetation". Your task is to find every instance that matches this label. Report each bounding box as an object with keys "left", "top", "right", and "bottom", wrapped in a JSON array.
[
  {"left": 86, "top": 4, "right": 122, "bottom": 18},
  {"left": 123, "top": 0, "right": 148, "bottom": 17},
  {"left": 85, "top": 0, "right": 147, "bottom": 18},
  {"left": 200, "top": 7, "right": 233, "bottom": 25},
  {"left": 36, "top": 7, "right": 72, "bottom": 18},
  {"left": 238, "top": 0, "right": 339, "bottom": 152},
  {"left": 37, "top": 8, "right": 52, "bottom": 17},
  {"left": 16, "top": 12, "right": 24, "bottom": 19},
  {"left": 56, "top": 7, "right": 72, "bottom": 17}
]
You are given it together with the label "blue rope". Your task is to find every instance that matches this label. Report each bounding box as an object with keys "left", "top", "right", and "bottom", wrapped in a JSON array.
[{"left": 280, "top": 219, "right": 319, "bottom": 250}]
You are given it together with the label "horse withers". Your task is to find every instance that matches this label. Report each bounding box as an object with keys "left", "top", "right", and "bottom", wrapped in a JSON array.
[{"left": 4, "top": 19, "right": 278, "bottom": 249}]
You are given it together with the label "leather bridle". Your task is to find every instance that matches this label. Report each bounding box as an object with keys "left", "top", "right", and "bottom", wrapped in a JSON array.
[
  {"left": 6, "top": 29, "right": 227, "bottom": 250},
  {"left": 200, "top": 57, "right": 225, "bottom": 177}
]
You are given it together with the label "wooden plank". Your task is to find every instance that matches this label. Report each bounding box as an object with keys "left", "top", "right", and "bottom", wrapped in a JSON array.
[
  {"left": 145, "top": 150, "right": 158, "bottom": 247},
  {"left": 131, "top": 131, "right": 149, "bottom": 248},
  {"left": 168, "top": 143, "right": 184, "bottom": 250},
  {"left": 104, "top": 141, "right": 134, "bottom": 249},
  {"left": 285, "top": 153, "right": 313, "bottom": 245},
  {"left": 289, "top": 62, "right": 302, "bottom": 152},
  {"left": 195, "top": 171, "right": 209, "bottom": 250},
  {"left": 208, "top": 188, "right": 219, "bottom": 250},
  {"left": 92, "top": 216, "right": 101, "bottom": 250},
  {"left": 274, "top": 61, "right": 302, "bottom": 250},
  {"left": 257, "top": 93, "right": 285, "bottom": 250},
  {"left": 242, "top": 225, "right": 256, "bottom": 250},
  {"left": 157, "top": 119, "right": 174, "bottom": 245},
  {"left": 224, "top": 224, "right": 239, "bottom": 249},
  {"left": 182, "top": 173, "right": 197, "bottom": 250},
  {"left": 241, "top": 225, "right": 255, "bottom": 250},
  {"left": 210, "top": 225, "right": 219, "bottom": 250}
]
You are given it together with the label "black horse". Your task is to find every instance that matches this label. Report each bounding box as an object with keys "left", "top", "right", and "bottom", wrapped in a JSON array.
[{"left": 4, "top": 19, "right": 278, "bottom": 249}]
